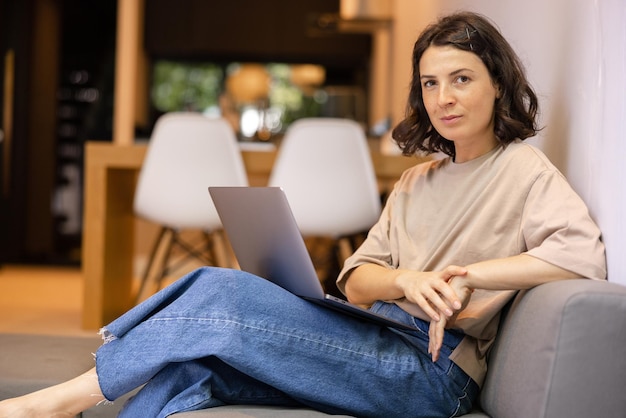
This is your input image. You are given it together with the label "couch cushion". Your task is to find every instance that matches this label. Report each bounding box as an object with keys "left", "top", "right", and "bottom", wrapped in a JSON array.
[{"left": 480, "top": 279, "right": 626, "bottom": 418}]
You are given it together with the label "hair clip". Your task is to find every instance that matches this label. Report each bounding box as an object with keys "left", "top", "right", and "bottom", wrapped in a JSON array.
[
  {"left": 466, "top": 27, "right": 473, "bottom": 50},
  {"left": 465, "top": 27, "right": 477, "bottom": 51},
  {"left": 451, "top": 26, "right": 478, "bottom": 51}
]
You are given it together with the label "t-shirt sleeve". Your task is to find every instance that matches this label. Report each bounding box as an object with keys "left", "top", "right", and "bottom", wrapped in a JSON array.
[
  {"left": 522, "top": 170, "right": 606, "bottom": 280},
  {"left": 335, "top": 188, "right": 397, "bottom": 296}
]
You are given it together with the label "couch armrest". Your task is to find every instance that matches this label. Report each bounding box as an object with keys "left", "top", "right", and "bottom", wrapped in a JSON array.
[{"left": 480, "top": 279, "right": 626, "bottom": 418}]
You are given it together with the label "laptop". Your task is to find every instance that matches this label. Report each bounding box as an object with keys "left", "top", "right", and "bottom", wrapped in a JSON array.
[{"left": 208, "top": 186, "right": 418, "bottom": 331}]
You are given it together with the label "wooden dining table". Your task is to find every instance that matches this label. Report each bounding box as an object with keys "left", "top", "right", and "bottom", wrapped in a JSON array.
[{"left": 81, "top": 140, "right": 427, "bottom": 329}]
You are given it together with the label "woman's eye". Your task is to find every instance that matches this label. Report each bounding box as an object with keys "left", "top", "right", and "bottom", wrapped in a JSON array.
[
  {"left": 422, "top": 80, "right": 436, "bottom": 88},
  {"left": 455, "top": 75, "right": 470, "bottom": 84}
]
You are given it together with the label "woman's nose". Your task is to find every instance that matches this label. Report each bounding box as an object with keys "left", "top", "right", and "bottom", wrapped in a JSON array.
[{"left": 438, "top": 85, "right": 455, "bottom": 107}]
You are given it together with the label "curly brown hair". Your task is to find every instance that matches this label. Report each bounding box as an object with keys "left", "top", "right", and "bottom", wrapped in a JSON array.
[{"left": 392, "top": 11, "right": 539, "bottom": 157}]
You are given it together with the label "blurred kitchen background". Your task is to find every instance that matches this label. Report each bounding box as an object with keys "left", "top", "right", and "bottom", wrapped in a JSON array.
[{"left": 0, "top": 0, "right": 391, "bottom": 265}]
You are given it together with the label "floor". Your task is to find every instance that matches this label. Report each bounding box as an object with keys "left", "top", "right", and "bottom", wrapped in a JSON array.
[
  {"left": 0, "top": 240, "right": 344, "bottom": 338},
  {"left": 0, "top": 264, "right": 96, "bottom": 337}
]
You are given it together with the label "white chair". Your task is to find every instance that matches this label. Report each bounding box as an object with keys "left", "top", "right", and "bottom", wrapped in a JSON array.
[
  {"left": 134, "top": 113, "right": 248, "bottom": 302},
  {"left": 268, "top": 118, "right": 381, "bottom": 269}
]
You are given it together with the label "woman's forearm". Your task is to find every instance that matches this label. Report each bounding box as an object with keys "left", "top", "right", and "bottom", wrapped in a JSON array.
[
  {"left": 461, "top": 254, "right": 580, "bottom": 291},
  {"left": 344, "top": 264, "right": 405, "bottom": 306},
  {"left": 344, "top": 254, "right": 580, "bottom": 319},
  {"left": 344, "top": 263, "right": 467, "bottom": 321}
]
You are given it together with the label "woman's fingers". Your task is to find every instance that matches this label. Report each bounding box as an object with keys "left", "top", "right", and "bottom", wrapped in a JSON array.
[
  {"left": 399, "top": 266, "right": 469, "bottom": 321},
  {"left": 421, "top": 279, "right": 462, "bottom": 319},
  {"left": 428, "top": 316, "right": 446, "bottom": 362},
  {"left": 443, "top": 265, "right": 468, "bottom": 279}
]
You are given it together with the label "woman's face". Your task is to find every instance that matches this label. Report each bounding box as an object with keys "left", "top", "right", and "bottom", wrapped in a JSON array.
[{"left": 419, "top": 45, "right": 500, "bottom": 161}]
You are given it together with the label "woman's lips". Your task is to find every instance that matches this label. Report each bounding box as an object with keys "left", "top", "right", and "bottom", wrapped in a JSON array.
[{"left": 440, "top": 115, "right": 461, "bottom": 125}]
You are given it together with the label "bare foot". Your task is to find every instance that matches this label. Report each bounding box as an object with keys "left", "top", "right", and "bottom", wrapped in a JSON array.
[
  {"left": 0, "top": 367, "right": 105, "bottom": 418},
  {"left": 0, "top": 390, "right": 77, "bottom": 418},
  {"left": 0, "top": 394, "right": 73, "bottom": 417}
]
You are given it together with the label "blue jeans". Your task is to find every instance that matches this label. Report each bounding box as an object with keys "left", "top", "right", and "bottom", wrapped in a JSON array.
[{"left": 96, "top": 267, "right": 478, "bottom": 417}]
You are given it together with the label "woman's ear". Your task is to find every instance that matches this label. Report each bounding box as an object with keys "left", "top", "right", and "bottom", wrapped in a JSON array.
[{"left": 495, "top": 85, "right": 503, "bottom": 99}]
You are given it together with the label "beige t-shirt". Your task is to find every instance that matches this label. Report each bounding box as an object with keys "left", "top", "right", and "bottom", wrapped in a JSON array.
[{"left": 337, "top": 141, "right": 607, "bottom": 385}]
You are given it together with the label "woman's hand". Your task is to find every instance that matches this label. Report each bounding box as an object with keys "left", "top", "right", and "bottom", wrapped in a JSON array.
[
  {"left": 428, "top": 315, "right": 448, "bottom": 362},
  {"left": 346, "top": 263, "right": 469, "bottom": 362},
  {"left": 347, "top": 255, "right": 580, "bottom": 362},
  {"left": 345, "top": 264, "right": 468, "bottom": 321},
  {"left": 428, "top": 275, "right": 473, "bottom": 362},
  {"left": 395, "top": 266, "right": 468, "bottom": 322}
]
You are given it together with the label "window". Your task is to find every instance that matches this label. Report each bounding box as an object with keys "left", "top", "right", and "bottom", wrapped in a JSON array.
[{"left": 150, "top": 60, "right": 329, "bottom": 140}]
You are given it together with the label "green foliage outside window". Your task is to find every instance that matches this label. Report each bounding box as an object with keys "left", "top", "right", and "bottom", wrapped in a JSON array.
[
  {"left": 152, "top": 61, "right": 224, "bottom": 112},
  {"left": 151, "top": 61, "right": 323, "bottom": 133}
]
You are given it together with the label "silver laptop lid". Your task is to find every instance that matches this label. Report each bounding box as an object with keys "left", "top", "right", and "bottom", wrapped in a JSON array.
[{"left": 209, "top": 186, "right": 325, "bottom": 299}]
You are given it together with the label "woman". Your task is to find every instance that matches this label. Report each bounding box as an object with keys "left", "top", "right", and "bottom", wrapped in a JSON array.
[{"left": 0, "top": 11, "right": 606, "bottom": 418}]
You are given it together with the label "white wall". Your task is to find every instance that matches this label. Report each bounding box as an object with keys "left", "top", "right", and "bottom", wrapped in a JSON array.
[{"left": 390, "top": 0, "right": 626, "bottom": 284}]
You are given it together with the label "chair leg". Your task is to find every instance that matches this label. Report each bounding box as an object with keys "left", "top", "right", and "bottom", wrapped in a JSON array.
[
  {"left": 210, "top": 229, "right": 238, "bottom": 269},
  {"left": 152, "top": 230, "right": 177, "bottom": 291},
  {"left": 135, "top": 227, "right": 174, "bottom": 304},
  {"left": 170, "top": 232, "right": 214, "bottom": 267},
  {"left": 337, "top": 237, "right": 354, "bottom": 267},
  {"left": 136, "top": 228, "right": 239, "bottom": 304}
]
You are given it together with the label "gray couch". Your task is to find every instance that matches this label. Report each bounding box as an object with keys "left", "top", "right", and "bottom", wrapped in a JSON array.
[{"left": 2, "top": 279, "right": 626, "bottom": 417}]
